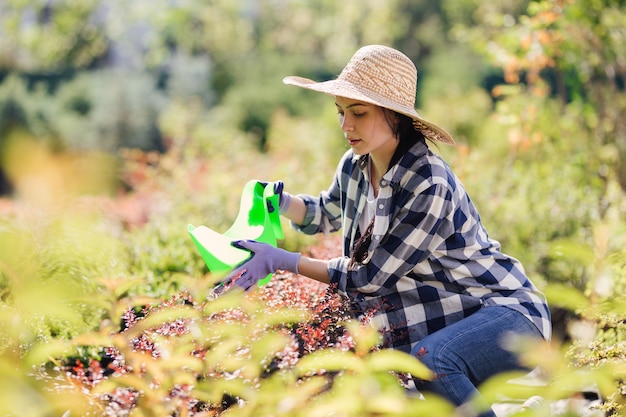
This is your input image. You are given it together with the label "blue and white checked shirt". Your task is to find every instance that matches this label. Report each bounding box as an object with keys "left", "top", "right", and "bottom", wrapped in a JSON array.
[{"left": 293, "top": 141, "right": 551, "bottom": 353}]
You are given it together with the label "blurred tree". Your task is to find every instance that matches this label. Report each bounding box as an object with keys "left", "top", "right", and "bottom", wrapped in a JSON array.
[
  {"left": 0, "top": 0, "right": 422, "bottom": 151},
  {"left": 446, "top": 0, "right": 626, "bottom": 190},
  {"left": 0, "top": 0, "right": 481, "bottom": 151},
  {"left": 0, "top": 0, "right": 106, "bottom": 72},
  {"left": 440, "top": 0, "right": 626, "bottom": 286},
  {"left": 150, "top": 0, "right": 416, "bottom": 146}
]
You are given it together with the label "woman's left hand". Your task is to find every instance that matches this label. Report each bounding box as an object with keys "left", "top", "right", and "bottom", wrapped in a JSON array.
[{"left": 221, "top": 240, "right": 301, "bottom": 291}]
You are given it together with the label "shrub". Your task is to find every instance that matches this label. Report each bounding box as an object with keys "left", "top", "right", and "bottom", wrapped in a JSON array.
[
  {"left": 544, "top": 221, "right": 626, "bottom": 416},
  {"left": 47, "top": 272, "right": 442, "bottom": 417},
  {"left": 0, "top": 207, "right": 129, "bottom": 348},
  {"left": 0, "top": 69, "right": 167, "bottom": 154}
]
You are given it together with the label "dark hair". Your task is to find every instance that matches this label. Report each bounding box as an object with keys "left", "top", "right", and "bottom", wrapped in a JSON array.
[
  {"left": 383, "top": 110, "right": 428, "bottom": 168},
  {"left": 349, "top": 216, "right": 374, "bottom": 269}
]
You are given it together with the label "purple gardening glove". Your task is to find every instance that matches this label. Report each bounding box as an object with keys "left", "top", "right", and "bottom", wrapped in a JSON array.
[
  {"left": 223, "top": 240, "right": 301, "bottom": 291},
  {"left": 260, "top": 181, "right": 292, "bottom": 214}
]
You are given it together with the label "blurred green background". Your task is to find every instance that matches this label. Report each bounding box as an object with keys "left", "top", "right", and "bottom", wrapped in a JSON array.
[
  {"left": 1, "top": 0, "right": 624, "bottom": 286},
  {"left": 0, "top": 0, "right": 625, "bottom": 416}
]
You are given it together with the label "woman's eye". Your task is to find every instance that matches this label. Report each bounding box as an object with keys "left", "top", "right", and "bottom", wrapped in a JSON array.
[{"left": 353, "top": 112, "right": 365, "bottom": 118}]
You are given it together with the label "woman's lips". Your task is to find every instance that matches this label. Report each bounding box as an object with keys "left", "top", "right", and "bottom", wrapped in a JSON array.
[{"left": 346, "top": 137, "right": 361, "bottom": 146}]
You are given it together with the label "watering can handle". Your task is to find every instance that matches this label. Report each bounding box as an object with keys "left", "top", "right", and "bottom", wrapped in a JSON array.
[{"left": 262, "top": 181, "right": 284, "bottom": 240}]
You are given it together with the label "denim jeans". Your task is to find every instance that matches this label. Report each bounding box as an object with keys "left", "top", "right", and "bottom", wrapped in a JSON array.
[{"left": 410, "top": 306, "right": 544, "bottom": 417}]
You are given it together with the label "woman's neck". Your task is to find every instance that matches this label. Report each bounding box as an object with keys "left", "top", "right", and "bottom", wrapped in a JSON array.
[
  {"left": 369, "top": 158, "right": 384, "bottom": 183},
  {"left": 369, "top": 154, "right": 390, "bottom": 197},
  {"left": 369, "top": 143, "right": 396, "bottom": 181}
]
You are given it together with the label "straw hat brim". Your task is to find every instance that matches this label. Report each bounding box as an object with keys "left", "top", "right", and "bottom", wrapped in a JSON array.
[{"left": 283, "top": 75, "right": 455, "bottom": 145}]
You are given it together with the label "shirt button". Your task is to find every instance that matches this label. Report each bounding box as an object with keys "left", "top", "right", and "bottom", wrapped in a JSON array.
[
  {"left": 380, "top": 180, "right": 387, "bottom": 186},
  {"left": 378, "top": 203, "right": 384, "bottom": 209}
]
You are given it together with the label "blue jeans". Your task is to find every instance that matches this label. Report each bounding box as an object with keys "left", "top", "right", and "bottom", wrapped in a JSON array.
[{"left": 410, "top": 306, "right": 544, "bottom": 417}]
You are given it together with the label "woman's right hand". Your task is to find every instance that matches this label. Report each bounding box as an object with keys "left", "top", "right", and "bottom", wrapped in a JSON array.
[{"left": 260, "top": 180, "right": 291, "bottom": 214}]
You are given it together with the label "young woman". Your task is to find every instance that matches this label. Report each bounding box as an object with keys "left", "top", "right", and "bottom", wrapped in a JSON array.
[{"left": 224, "top": 45, "right": 551, "bottom": 417}]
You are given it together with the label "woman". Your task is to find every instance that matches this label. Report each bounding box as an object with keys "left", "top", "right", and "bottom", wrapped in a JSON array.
[{"left": 225, "top": 45, "right": 551, "bottom": 417}]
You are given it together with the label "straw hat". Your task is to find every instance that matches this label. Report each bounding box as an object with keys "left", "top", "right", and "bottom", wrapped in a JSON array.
[{"left": 283, "top": 45, "right": 455, "bottom": 145}]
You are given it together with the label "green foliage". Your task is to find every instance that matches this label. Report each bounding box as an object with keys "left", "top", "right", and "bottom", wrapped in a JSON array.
[
  {"left": 125, "top": 216, "right": 207, "bottom": 296},
  {"left": 0, "top": 74, "right": 60, "bottom": 148},
  {"left": 0, "top": 0, "right": 105, "bottom": 71},
  {"left": 0, "top": 208, "right": 129, "bottom": 348},
  {"left": 0, "top": 69, "right": 167, "bottom": 152},
  {"left": 534, "top": 219, "right": 626, "bottom": 416},
  {"left": 9, "top": 275, "right": 445, "bottom": 417},
  {"left": 1, "top": 1, "right": 626, "bottom": 416},
  {"left": 436, "top": 0, "right": 625, "bottom": 288},
  {"left": 1, "top": 0, "right": 465, "bottom": 152},
  {"left": 52, "top": 69, "right": 167, "bottom": 151},
  {"left": 446, "top": 0, "right": 626, "bottom": 188}
]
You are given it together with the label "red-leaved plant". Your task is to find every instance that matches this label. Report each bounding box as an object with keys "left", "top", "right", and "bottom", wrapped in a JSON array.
[{"left": 61, "top": 261, "right": 373, "bottom": 416}]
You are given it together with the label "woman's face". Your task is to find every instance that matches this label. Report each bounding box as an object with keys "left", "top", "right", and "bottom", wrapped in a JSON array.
[{"left": 335, "top": 96, "right": 398, "bottom": 158}]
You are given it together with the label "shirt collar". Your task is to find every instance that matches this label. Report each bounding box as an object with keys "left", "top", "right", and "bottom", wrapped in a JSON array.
[{"left": 355, "top": 141, "right": 430, "bottom": 188}]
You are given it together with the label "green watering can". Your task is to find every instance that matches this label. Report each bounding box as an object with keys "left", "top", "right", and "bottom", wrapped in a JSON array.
[{"left": 188, "top": 180, "right": 284, "bottom": 286}]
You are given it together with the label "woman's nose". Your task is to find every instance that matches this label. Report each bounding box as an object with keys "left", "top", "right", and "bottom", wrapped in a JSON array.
[{"left": 340, "top": 115, "right": 353, "bottom": 133}]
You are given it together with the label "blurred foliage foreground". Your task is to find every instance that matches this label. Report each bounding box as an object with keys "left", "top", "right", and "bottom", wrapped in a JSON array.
[
  {"left": 0, "top": 123, "right": 625, "bottom": 417},
  {"left": 1, "top": 0, "right": 626, "bottom": 416},
  {"left": 0, "top": 133, "right": 446, "bottom": 417}
]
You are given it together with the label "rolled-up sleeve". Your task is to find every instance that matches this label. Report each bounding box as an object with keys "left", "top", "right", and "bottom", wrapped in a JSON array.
[
  {"left": 290, "top": 151, "right": 354, "bottom": 236},
  {"left": 291, "top": 191, "right": 342, "bottom": 235}
]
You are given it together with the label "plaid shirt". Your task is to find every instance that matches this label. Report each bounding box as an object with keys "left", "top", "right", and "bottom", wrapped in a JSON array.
[{"left": 294, "top": 141, "right": 551, "bottom": 353}]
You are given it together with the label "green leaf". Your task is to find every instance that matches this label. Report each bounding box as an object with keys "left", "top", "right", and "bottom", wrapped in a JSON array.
[
  {"left": 542, "top": 283, "right": 589, "bottom": 312},
  {"left": 599, "top": 299, "right": 626, "bottom": 315},
  {"left": 125, "top": 305, "right": 199, "bottom": 338},
  {"left": 199, "top": 320, "right": 248, "bottom": 342},
  {"left": 71, "top": 331, "right": 114, "bottom": 348},
  {"left": 252, "top": 308, "right": 307, "bottom": 327},
  {"left": 156, "top": 355, "right": 204, "bottom": 373},
  {"left": 91, "top": 374, "right": 152, "bottom": 395},
  {"left": 296, "top": 350, "right": 364, "bottom": 375},
  {"left": 202, "top": 291, "right": 247, "bottom": 316},
  {"left": 264, "top": 374, "right": 327, "bottom": 404},
  {"left": 365, "top": 393, "right": 406, "bottom": 413},
  {"left": 193, "top": 378, "right": 254, "bottom": 403},
  {"left": 24, "top": 339, "right": 72, "bottom": 366},
  {"left": 203, "top": 340, "right": 250, "bottom": 372},
  {"left": 344, "top": 321, "right": 383, "bottom": 354},
  {"left": 250, "top": 332, "right": 290, "bottom": 362},
  {"left": 366, "top": 349, "right": 434, "bottom": 380},
  {"left": 480, "top": 371, "right": 547, "bottom": 404},
  {"left": 114, "top": 278, "right": 149, "bottom": 299},
  {"left": 548, "top": 240, "right": 594, "bottom": 266}
]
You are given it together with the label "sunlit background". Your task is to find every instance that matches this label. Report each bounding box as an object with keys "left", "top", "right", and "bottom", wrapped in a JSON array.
[{"left": 0, "top": 1, "right": 625, "bottom": 416}]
